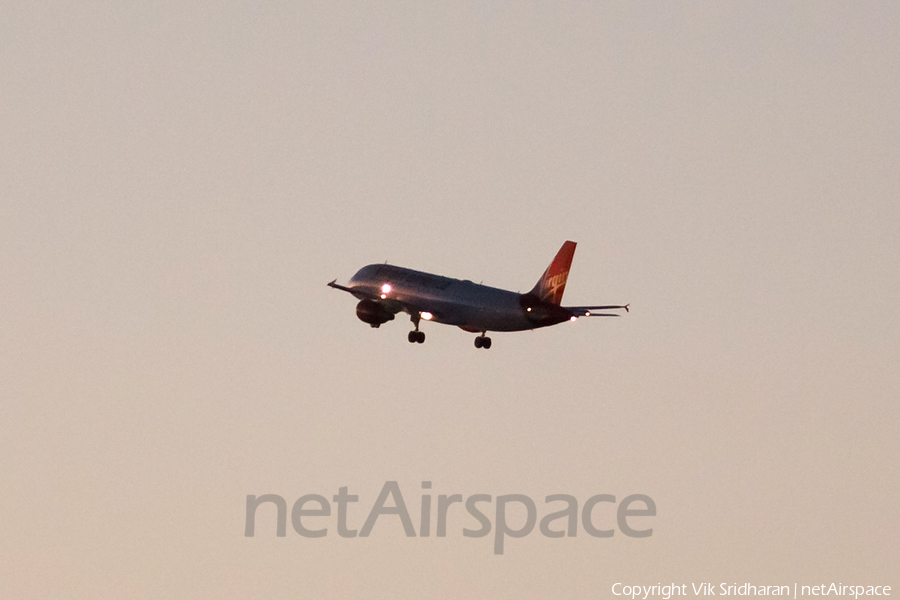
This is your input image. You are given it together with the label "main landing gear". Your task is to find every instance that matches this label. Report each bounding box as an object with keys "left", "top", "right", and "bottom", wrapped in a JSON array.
[
  {"left": 408, "top": 312, "right": 425, "bottom": 344},
  {"left": 474, "top": 333, "right": 492, "bottom": 349}
]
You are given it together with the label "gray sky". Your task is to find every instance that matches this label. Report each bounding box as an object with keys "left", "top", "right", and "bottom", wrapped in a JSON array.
[{"left": 2, "top": 1, "right": 898, "bottom": 598}]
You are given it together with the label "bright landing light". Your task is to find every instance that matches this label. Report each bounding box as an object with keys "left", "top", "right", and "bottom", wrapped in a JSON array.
[
  {"left": 381, "top": 283, "right": 392, "bottom": 294},
  {"left": 570, "top": 316, "right": 578, "bottom": 322},
  {"left": 421, "top": 312, "right": 433, "bottom": 320}
]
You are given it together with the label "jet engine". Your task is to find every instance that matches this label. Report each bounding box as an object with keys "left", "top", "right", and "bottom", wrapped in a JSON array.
[{"left": 355, "top": 299, "right": 395, "bottom": 327}]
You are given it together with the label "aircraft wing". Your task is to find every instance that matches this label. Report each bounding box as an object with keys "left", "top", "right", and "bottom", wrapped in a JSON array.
[
  {"left": 327, "top": 279, "right": 379, "bottom": 301},
  {"left": 327, "top": 280, "right": 435, "bottom": 319},
  {"left": 327, "top": 279, "right": 355, "bottom": 294}
]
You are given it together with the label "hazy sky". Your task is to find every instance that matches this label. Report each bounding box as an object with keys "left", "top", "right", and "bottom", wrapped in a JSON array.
[{"left": 2, "top": 2, "right": 898, "bottom": 598}]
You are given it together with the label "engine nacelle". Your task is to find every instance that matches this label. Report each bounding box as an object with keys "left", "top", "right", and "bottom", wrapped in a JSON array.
[{"left": 356, "top": 299, "right": 395, "bottom": 327}]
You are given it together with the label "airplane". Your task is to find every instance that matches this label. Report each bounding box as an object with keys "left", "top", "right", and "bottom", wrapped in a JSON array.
[{"left": 327, "top": 240, "right": 628, "bottom": 349}]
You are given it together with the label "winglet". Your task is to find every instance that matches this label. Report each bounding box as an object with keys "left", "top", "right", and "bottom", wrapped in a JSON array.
[{"left": 327, "top": 279, "right": 354, "bottom": 293}]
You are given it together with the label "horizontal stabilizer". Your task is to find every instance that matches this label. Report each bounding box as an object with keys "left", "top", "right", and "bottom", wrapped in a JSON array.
[
  {"left": 566, "top": 304, "right": 629, "bottom": 318},
  {"left": 568, "top": 303, "right": 629, "bottom": 312}
]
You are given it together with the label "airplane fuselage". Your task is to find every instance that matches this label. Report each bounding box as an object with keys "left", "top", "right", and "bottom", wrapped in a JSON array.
[{"left": 348, "top": 263, "right": 570, "bottom": 332}]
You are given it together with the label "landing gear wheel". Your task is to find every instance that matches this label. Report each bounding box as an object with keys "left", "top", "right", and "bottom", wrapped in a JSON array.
[
  {"left": 408, "top": 312, "right": 425, "bottom": 344},
  {"left": 483, "top": 336, "right": 491, "bottom": 349},
  {"left": 474, "top": 335, "right": 492, "bottom": 349},
  {"left": 474, "top": 336, "right": 483, "bottom": 348}
]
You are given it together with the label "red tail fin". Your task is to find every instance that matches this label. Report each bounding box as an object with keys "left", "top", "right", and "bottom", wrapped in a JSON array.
[{"left": 529, "top": 241, "right": 576, "bottom": 305}]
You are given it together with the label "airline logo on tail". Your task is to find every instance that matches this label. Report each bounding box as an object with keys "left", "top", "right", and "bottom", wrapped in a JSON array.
[{"left": 530, "top": 240, "right": 577, "bottom": 305}]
